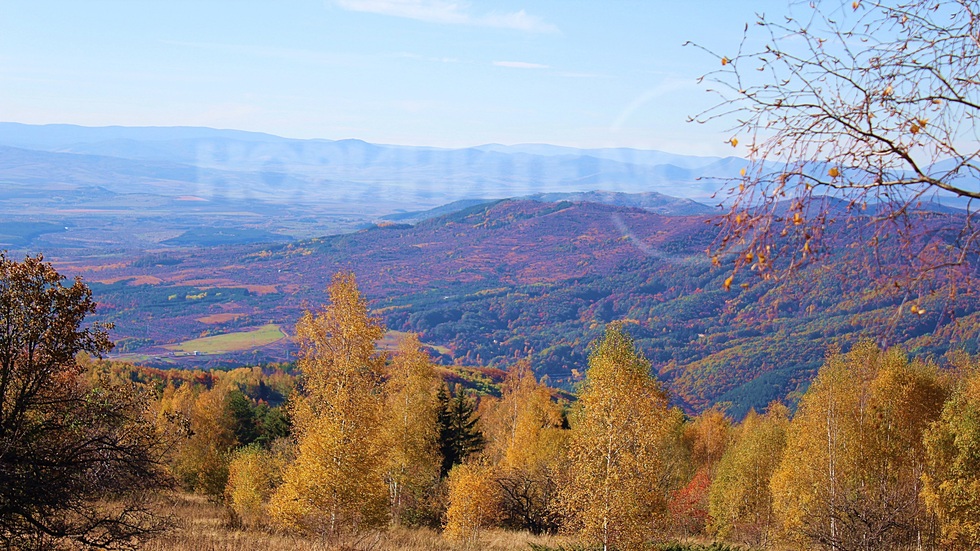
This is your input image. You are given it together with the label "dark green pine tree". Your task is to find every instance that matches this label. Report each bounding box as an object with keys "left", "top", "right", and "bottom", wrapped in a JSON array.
[
  {"left": 437, "top": 383, "right": 485, "bottom": 477},
  {"left": 227, "top": 390, "right": 261, "bottom": 446}
]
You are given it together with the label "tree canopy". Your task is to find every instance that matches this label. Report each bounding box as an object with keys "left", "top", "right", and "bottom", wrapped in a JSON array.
[{"left": 559, "top": 324, "right": 683, "bottom": 551}]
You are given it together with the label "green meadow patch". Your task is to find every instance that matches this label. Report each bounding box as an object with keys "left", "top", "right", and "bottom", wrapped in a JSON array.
[{"left": 164, "top": 323, "right": 286, "bottom": 355}]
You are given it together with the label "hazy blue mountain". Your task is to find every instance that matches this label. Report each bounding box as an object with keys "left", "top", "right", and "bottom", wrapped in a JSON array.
[
  {"left": 521, "top": 191, "right": 717, "bottom": 216},
  {"left": 473, "top": 143, "right": 732, "bottom": 170},
  {"left": 0, "top": 122, "right": 283, "bottom": 150},
  {"left": 381, "top": 199, "right": 498, "bottom": 222},
  {"left": 0, "top": 123, "right": 735, "bottom": 202},
  {"left": 381, "top": 191, "right": 717, "bottom": 223},
  {"left": 4, "top": 123, "right": 964, "bottom": 210},
  {"left": 0, "top": 144, "right": 313, "bottom": 203}
]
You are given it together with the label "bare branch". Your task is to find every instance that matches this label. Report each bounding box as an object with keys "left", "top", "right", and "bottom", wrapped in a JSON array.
[{"left": 692, "top": 0, "right": 980, "bottom": 301}]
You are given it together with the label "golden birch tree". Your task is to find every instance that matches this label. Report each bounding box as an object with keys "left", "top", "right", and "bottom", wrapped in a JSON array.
[
  {"left": 771, "top": 342, "right": 946, "bottom": 550},
  {"left": 708, "top": 403, "right": 789, "bottom": 548},
  {"left": 154, "top": 381, "right": 195, "bottom": 463},
  {"left": 671, "top": 408, "right": 732, "bottom": 536},
  {"left": 382, "top": 332, "right": 442, "bottom": 525},
  {"left": 684, "top": 408, "right": 731, "bottom": 476},
  {"left": 482, "top": 358, "right": 566, "bottom": 533},
  {"left": 269, "top": 272, "right": 389, "bottom": 538},
  {"left": 558, "top": 324, "right": 682, "bottom": 551},
  {"left": 443, "top": 462, "right": 501, "bottom": 544},
  {"left": 224, "top": 444, "right": 284, "bottom": 529},
  {"left": 922, "top": 362, "right": 980, "bottom": 548}
]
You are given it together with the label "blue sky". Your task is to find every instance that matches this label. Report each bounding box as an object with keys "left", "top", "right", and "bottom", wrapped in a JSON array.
[{"left": 0, "top": 1, "right": 790, "bottom": 155}]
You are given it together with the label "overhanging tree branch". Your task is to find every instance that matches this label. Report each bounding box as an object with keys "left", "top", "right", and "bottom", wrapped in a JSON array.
[{"left": 691, "top": 0, "right": 980, "bottom": 298}]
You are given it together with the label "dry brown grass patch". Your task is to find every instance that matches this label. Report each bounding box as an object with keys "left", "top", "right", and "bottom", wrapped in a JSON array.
[
  {"left": 196, "top": 313, "right": 244, "bottom": 324},
  {"left": 145, "top": 494, "right": 574, "bottom": 551}
]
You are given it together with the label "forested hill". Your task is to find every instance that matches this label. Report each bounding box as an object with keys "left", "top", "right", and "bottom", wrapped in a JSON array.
[{"left": 63, "top": 198, "right": 980, "bottom": 417}]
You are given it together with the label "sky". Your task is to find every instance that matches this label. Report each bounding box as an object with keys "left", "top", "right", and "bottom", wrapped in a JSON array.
[{"left": 0, "top": 1, "right": 792, "bottom": 156}]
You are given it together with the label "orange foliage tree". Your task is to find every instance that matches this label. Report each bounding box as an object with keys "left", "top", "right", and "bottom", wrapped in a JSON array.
[{"left": 481, "top": 358, "right": 567, "bottom": 533}]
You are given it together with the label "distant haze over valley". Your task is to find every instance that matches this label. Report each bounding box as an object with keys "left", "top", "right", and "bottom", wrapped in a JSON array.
[{"left": 0, "top": 122, "right": 733, "bottom": 251}]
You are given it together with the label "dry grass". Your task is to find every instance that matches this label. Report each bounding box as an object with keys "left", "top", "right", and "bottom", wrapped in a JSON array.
[
  {"left": 241, "top": 284, "right": 279, "bottom": 295},
  {"left": 145, "top": 494, "right": 574, "bottom": 551},
  {"left": 144, "top": 494, "right": 326, "bottom": 551},
  {"left": 196, "top": 313, "right": 245, "bottom": 324},
  {"left": 93, "top": 275, "right": 163, "bottom": 285}
]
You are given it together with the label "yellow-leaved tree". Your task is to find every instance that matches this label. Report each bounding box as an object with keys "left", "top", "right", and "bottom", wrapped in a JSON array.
[
  {"left": 269, "top": 272, "right": 389, "bottom": 539},
  {"left": 671, "top": 407, "right": 731, "bottom": 537},
  {"left": 443, "top": 462, "right": 501, "bottom": 544},
  {"left": 481, "top": 358, "right": 567, "bottom": 533},
  {"left": 708, "top": 403, "right": 789, "bottom": 548},
  {"left": 382, "top": 332, "right": 442, "bottom": 526},
  {"left": 683, "top": 408, "right": 730, "bottom": 477},
  {"left": 160, "top": 380, "right": 238, "bottom": 500},
  {"left": 557, "top": 323, "right": 683, "bottom": 551},
  {"left": 225, "top": 443, "right": 288, "bottom": 529},
  {"left": 922, "top": 358, "right": 980, "bottom": 548},
  {"left": 771, "top": 342, "right": 947, "bottom": 550}
]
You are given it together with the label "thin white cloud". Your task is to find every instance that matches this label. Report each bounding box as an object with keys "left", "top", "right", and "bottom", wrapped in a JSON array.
[
  {"left": 493, "top": 60, "right": 549, "bottom": 69},
  {"left": 334, "top": 0, "right": 558, "bottom": 33}
]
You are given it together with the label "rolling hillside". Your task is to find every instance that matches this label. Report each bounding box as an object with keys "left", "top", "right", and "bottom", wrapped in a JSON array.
[{"left": 52, "top": 198, "right": 980, "bottom": 417}]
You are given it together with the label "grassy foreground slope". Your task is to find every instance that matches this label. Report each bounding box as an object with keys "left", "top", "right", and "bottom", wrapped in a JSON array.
[{"left": 145, "top": 494, "right": 572, "bottom": 551}]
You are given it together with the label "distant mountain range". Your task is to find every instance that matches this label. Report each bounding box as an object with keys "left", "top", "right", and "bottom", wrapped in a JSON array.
[
  {"left": 382, "top": 191, "right": 716, "bottom": 223},
  {"left": 3, "top": 122, "right": 963, "bottom": 253},
  {"left": 0, "top": 122, "right": 743, "bottom": 203},
  {"left": 0, "top": 124, "right": 743, "bottom": 198},
  {"left": 0, "top": 122, "right": 739, "bottom": 251}
]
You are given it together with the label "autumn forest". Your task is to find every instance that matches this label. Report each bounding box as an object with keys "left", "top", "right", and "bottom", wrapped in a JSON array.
[{"left": 12, "top": 266, "right": 970, "bottom": 551}]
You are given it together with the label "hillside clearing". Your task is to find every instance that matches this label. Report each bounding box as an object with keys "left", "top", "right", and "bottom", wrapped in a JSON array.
[{"left": 164, "top": 324, "right": 286, "bottom": 354}]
